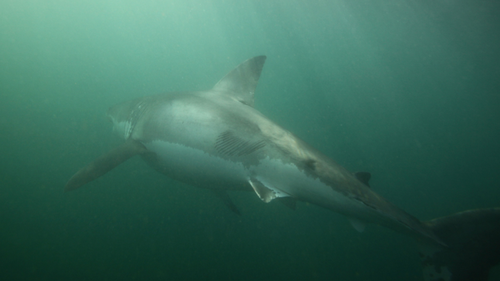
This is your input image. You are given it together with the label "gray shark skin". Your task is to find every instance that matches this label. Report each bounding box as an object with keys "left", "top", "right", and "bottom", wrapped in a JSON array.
[{"left": 66, "top": 56, "right": 500, "bottom": 281}]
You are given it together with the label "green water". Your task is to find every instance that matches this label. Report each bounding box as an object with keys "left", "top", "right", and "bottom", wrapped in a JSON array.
[{"left": 1, "top": 0, "right": 499, "bottom": 280}]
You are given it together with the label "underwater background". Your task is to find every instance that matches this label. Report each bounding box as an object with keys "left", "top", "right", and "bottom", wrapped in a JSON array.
[{"left": 1, "top": 0, "right": 499, "bottom": 280}]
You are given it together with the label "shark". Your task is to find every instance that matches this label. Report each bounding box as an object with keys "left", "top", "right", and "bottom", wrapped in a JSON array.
[{"left": 66, "top": 56, "right": 500, "bottom": 281}]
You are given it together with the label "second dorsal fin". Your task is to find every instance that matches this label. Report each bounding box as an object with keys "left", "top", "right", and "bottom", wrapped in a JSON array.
[{"left": 354, "top": 172, "right": 371, "bottom": 187}]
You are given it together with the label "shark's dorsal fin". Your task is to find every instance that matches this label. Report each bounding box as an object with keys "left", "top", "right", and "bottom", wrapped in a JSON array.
[
  {"left": 354, "top": 172, "right": 371, "bottom": 187},
  {"left": 212, "top": 56, "right": 267, "bottom": 107}
]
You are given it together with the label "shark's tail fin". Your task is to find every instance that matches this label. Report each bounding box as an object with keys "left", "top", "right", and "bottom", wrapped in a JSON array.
[{"left": 418, "top": 208, "right": 500, "bottom": 281}]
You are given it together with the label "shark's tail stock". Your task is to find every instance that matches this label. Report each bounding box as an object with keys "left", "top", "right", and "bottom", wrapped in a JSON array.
[{"left": 418, "top": 208, "right": 500, "bottom": 281}]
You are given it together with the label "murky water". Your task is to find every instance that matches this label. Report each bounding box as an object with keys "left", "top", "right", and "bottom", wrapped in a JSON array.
[{"left": 1, "top": 0, "right": 499, "bottom": 280}]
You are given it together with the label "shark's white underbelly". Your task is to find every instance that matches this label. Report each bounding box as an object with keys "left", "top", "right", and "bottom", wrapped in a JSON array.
[
  {"left": 251, "top": 157, "right": 365, "bottom": 215},
  {"left": 144, "top": 139, "right": 363, "bottom": 216},
  {"left": 144, "top": 140, "right": 250, "bottom": 190}
]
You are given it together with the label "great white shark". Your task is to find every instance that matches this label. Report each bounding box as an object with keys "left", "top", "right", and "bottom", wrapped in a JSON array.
[{"left": 66, "top": 56, "right": 500, "bottom": 281}]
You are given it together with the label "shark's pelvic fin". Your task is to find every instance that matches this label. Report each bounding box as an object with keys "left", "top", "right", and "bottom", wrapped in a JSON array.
[
  {"left": 249, "top": 178, "right": 275, "bottom": 203},
  {"left": 248, "top": 177, "right": 289, "bottom": 203},
  {"left": 212, "top": 190, "right": 241, "bottom": 216},
  {"left": 212, "top": 56, "right": 267, "bottom": 107},
  {"left": 278, "top": 197, "right": 297, "bottom": 210},
  {"left": 65, "top": 139, "right": 147, "bottom": 191},
  {"left": 419, "top": 208, "right": 500, "bottom": 281}
]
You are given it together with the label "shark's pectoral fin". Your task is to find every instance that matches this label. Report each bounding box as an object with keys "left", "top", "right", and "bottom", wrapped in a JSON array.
[
  {"left": 65, "top": 139, "right": 147, "bottom": 191},
  {"left": 349, "top": 217, "right": 367, "bottom": 233},
  {"left": 248, "top": 177, "right": 289, "bottom": 203},
  {"left": 212, "top": 190, "right": 241, "bottom": 216}
]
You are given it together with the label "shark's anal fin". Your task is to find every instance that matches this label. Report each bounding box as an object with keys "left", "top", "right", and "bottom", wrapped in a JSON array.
[
  {"left": 65, "top": 139, "right": 147, "bottom": 191},
  {"left": 212, "top": 190, "right": 241, "bottom": 216},
  {"left": 349, "top": 217, "right": 367, "bottom": 233},
  {"left": 354, "top": 172, "right": 371, "bottom": 187}
]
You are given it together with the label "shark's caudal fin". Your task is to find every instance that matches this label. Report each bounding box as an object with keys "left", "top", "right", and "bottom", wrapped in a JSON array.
[
  {"left": 418, "top": 208, "right": 500, "bottom": 281},
  {"left": 65, "top": 139, "right": 147, "bottom": 191}
]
